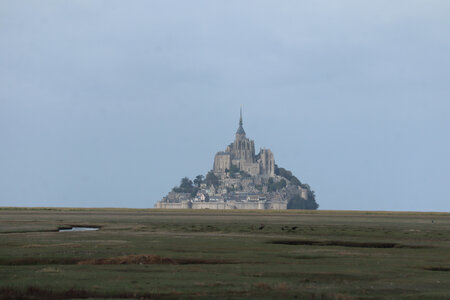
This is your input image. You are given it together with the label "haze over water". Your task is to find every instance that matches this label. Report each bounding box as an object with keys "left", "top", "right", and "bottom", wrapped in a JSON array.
[{"left": 1, "top": 1, "right": 449, "bottom": 211}]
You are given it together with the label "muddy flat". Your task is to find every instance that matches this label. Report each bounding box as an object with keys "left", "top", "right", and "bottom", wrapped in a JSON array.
[{"left": 0, "top": 208, "right": 449, "bottom": 299}]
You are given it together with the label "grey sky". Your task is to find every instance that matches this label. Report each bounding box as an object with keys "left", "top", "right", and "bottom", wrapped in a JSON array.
[{"left": 1, "top": 1, "right": 449, "bottom": 211}]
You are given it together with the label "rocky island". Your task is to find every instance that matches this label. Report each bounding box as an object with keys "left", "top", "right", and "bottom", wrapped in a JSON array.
[{"left": 156, "top": 110, "right": 318, "bottom": 210}]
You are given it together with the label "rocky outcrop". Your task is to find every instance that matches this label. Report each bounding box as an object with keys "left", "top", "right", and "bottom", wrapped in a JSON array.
[{"left": 156, "top": 109, "right": 318, "bottom": 210}]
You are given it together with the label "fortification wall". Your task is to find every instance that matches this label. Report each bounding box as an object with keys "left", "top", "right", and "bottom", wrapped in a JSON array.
[
  {"left": 155, "top": 202, "right": 190, "bottom": 209},
  {"left": 232, "top": 201, "right": 265, "bottom": 210},
  {"left": 192, "top": 202, "right": 230, "bottom": 209},
  {"left": 156, "top": 200, "right": 288, "bottom": 210},
  {"left": 267, "top": 201, "right": 288, "bottom": 210}
]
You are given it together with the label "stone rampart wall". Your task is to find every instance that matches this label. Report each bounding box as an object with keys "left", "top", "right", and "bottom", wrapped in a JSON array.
[
  {"left": 155, "top": 202, "right": 190, "bottom": 209},
  {"left": 156, "top": 200, "right": 288, "bottom": 210}
]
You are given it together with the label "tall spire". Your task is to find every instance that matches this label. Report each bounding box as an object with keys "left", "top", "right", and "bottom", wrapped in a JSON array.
[
  {"left": 236, "top": 106, "right": 246, "bottom": 136},
  {"left": 240, "top": 106, "right": 243, "bottom": 126}
]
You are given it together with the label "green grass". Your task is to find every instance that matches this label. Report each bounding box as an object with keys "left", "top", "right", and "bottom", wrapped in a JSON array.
[{"left": 0, "top": 208, "right": 449, "bottom": 299}]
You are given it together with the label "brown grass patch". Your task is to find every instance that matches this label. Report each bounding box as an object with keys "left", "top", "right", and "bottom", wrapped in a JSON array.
[
  {"left": 270, "top": 239, "right": 428, "bottom": 249},
  {"left": 253, "top": 282, "right": 290, "bottom": 291},
  {"left": 0, "top": 258, "right": 80, "bottom": 265},
  {"left": 37, "top": 267, "right": 60, "bottom": 273},
  {"left": 253, "top": 282, "right": 272, "bottom": 290},
  {"left": 21, "top": 243, "right": 81, "bottom": 248},
  {"left": 78, "top": 255, "right": 176, "bottom": 265},
  {"left": 194, "top": 281, "right": 230, "bottom": 287},
  {"left": 78, "top": 254, "right": 233, "bottom": 265},
  {"left": 1, "top": 254, "right": 234, "bottom": 266}
]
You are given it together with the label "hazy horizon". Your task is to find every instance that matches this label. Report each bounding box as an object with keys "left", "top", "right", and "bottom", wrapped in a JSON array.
[{"left": 1, "top": 1, "right": 449, "bottom": 211}]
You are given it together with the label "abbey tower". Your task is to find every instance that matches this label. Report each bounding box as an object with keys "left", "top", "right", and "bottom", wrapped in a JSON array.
[
  {"left": 156, "top": 109, "right": 318, "bottom": 210},
  {"left": 213, "top": 109, "right": 275, "bottom": 177}
]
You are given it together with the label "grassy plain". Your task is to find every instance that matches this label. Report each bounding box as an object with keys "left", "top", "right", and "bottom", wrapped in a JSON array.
[{"left": 0, "top": 208, "right": 449, "bottom": 299}]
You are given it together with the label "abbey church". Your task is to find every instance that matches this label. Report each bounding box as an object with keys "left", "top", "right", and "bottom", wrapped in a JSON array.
[
  {"left": 155, "top": 110, "right": 318, "bottom": 210},
  {"left": 213, "top": 110, "right": 275, "bottom": 177}
]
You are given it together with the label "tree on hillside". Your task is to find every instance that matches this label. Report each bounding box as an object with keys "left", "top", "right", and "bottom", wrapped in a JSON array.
[
  {"left": 239, "top": 170, "right": 251, "bottom": 178},
  {"left": 180, "top": 177, "right": 193, "bottom": 191},
  {"left": 228, "top": 164, "right": 240, "bottom": 178},
  {"left": 205, "top": 171, "right": 219, "bottom": 188},
  {"left": 290, "top": 176, "right": 301, "bottom": 186},
  {"left": 275, "top": 165, "right": 302, "bottom": 186},
  {"left": 229, "top": 164, "right": 240, "bottom": 173},
  {"left": 275, "top": 166, "right": 292, "bottom": 180},
  {"left": 287, "top": 195, "right": 319, "bottom": 210},
  {"left": 172, "top": 177, "right": 198, "bottom": 197},
  {"left": 193, "top": 175, "right": 204, "bottom": 187},
  {"left": 267, "top": 178, "right": 287, "bottom": 192}
]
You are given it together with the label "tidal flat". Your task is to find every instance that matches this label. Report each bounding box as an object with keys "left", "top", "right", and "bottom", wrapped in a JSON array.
[{"left": 0, "top": 208, "right": 449, "bottom": 299}]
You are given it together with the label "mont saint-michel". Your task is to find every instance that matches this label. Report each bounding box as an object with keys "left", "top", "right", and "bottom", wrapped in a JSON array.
[{"left": 156, "top": 110, "right": 318, "bottom": 210}]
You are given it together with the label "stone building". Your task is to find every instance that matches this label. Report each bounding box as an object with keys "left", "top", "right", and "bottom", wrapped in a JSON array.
[
  {"left": 156, "top": 109, "right": 318, "bottom": 210},
  {"left": 213, "top": 109, "right": 275, "bottom": 177}
]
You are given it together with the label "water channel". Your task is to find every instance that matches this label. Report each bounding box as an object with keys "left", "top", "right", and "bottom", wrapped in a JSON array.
[{"left": 58, "top": 227, "right": 99, "bottom": 232}]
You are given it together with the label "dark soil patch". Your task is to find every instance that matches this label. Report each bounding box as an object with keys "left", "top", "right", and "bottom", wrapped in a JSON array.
[
  {"left": 176, "top": 257, "right": 234, "bottom": 264},
  {"left": 423, "top": 267, "right": 450, "bottom": 272},
  {"left": 279, "top": 255, "right": 327, "bottom": 260},
  {"left": 0, "top": 286, "right": 376, "bottom": 300},
  {"left": 0, "top": 286, "right": 165, "bottom": 300},
  {"left": 0, "top": 258, "right": 81, "bottom": 265},
  {"left": 78, "top": 254, "right": 175, "bottom": 265},
  {"left": 270, "top": 239, "right": 427, "bottom": 249},
  {"left": 78, "top": 254, "right": 234, "bottom": 265}
]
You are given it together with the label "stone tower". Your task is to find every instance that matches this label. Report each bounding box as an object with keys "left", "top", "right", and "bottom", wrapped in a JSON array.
[
  {"left": 230, "top": 108, "right": 256, "bottom": 166},
  {"left": 213, "top": 109, "right": 275, "bottom": 177},
  {"left": 259, "top": 148, "right": 275, "bottom": 177}
]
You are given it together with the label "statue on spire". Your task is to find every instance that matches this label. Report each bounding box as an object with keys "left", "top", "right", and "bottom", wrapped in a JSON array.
[
  {"left": 240, "top": 106, "right": 243, "bottom": 126},
  {"left": 236, "top": 106, "right": 246, "bottom": 136}
]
